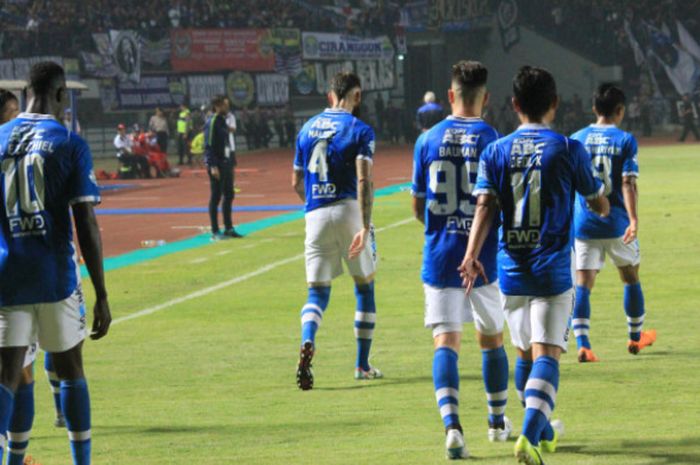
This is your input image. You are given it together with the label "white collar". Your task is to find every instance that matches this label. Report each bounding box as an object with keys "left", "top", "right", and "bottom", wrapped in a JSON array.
[
  {"left": 518, "top": 123, "right": 550, "bottom": 130},
  {"left": 590, "top": 123, "right": 616, "bottom": 128},
  {"left": 18, "top": 112, "right": 56, "bottom": 121},
  {"left": 447, "top": 115, "right": 483, "bottom": 122},
  {"left": 324, "top": 108, "right": 351, "bottom": 114}
]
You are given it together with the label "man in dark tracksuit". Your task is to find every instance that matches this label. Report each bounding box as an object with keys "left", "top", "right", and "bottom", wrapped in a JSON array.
[{"left": 205, "top": 95, "right": 243, "bottom": 239}]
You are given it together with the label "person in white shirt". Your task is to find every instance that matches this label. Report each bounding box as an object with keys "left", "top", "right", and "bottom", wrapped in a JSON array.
[{"left": 114, "top": 124, "right": 149, "bottom": 178}]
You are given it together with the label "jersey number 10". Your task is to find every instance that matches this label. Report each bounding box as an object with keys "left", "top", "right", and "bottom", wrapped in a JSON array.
[{"left": 2, "top": 154, "right": 46, "bottom": 217}]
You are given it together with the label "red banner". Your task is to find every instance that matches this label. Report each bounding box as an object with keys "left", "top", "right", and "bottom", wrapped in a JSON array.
[{"left": 170, "top": 29, "right": 275, "bottom": 72}]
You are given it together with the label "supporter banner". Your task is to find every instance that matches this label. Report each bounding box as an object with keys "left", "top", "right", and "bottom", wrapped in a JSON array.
[
  {"left": 113, "top": 74, "right": 186, "bottom": 110},
  {"left": 226, "top": 71, "right": 255, "bottom": 108},
  {"left": 314, "top": 60, "right": 395, "bottom": 94},
  {"left": 402, "top": 0, "right": 492, "bottom": 32},
  {"left": 187, "top": 74, "right": 226, "bottom": 108},
  {"left": 272, "top": 28, "right": 302, "bottom": 76},
  {"left": 0, "top": 56, "right": 63, "bottom": 80},
  {"left": 255, "top": 74, "right": 289, "bottom": 106},
  {"left": 302, "top": 32, "right": 394, "bottom": 61},
  {"left": 110, "top": 30, "right": 141, "bottom": 83},
  {"left": 142, "top": 36, "right": 171, "bottom": 68},
  {"left": 497, "top": 0, "right": 520, "bottom": 52},
  {"left": 292, "top": 63, "right": 317, "bottom": 96},
  {"left": 171, "top": 29, "right": 275, "bottom": 72}
]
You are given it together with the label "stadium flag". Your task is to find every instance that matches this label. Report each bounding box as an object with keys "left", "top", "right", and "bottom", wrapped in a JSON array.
[
  {"left": 497, "top": 0, "right": 519, "bottom": 52},
  {"left": 187, "top": 74, "right": 226, "bottom": 108},
  {"left": 623, "top": 20, "right": 646, "bottom": 66},
  {"left": 110, "top": 30, "right": 142, "bottom": 83},
  {"left": 645, "top": 22, "right": 700, "bottom": 96},
  {"left": 142, "top": 36, "right": 171, "bottom": 68},
  {"left": 272, "top": 28, "right": 303, "bottom": 76},
  {"left": 170, "top": 29, "right": 275, "bottom": 72},
  {"left": 677, "top": 21, "right": 700, "bottom": 63},
  {"left": 255, "top": 74, "right": 289, "bottom": 106},
  {"left": 302, "top": 32, "right": 394, "bottom": 61}
]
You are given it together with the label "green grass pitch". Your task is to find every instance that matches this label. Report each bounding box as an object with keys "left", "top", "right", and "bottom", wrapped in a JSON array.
[{"left": 26, "top": 144, "right": 700, "bottom": 464}]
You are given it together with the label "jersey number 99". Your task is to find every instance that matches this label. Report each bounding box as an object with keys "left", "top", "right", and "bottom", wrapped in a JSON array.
[{"left": 428, "top": 160, "right": 475, "bottom": 216}]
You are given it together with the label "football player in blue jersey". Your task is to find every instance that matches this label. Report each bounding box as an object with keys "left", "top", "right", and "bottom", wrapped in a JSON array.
[
  {"left": 412, "top": 61, "right": 511, "bottom": 459},
  {"left": 570, "top": 84, "right": 656, "bottom": 362},
  {"left": 293, "top": 71, "right": 380, "bottom": 390},
  {"left": 0, "top": 62, "right": 111, "bottom": 465},
  {"left": 459, "top": 66, "right": 609, "bottom": 465}
]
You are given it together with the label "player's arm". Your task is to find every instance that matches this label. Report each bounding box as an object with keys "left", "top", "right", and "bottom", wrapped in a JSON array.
[
  {"left": 458, "top": 193, "right": 498, "bottom": 293},
  {"left": 621, "top": 174, "right": 638, "bottom": 243},
  {"left": 412, "top": 197, "right": 425, "bottom": 224},
  {"left": 348, "top": 157, "right": 373, "bottom": 259},
  {"left": 292, "top": 168, "right": 305, "bottom": 202},
  {"left": 72, "top": 202, "right": 111, "bottom": 340},
  {"left": 411, "top": 135, "right": 427, "bottom": 224}
]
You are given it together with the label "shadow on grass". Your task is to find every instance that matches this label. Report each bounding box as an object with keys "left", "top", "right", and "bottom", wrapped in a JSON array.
[
  {"left": 560, "top": 437, "right": 700, "bottom": 465},
  {"left": 314, "top": 374, "right": 481, "bottom": 391}
]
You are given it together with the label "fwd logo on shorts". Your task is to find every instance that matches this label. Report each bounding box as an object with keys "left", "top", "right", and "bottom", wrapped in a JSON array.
[
  {"left": 312, "top": 183, "right": 337, "bottom": 199},
  {"left": 506, "top": 229, "right": 540, "bottom": 247},
  {"left": 8, "top": 214, "right": 47, "bottom": 238},
  {"left": 446, "top": 216, "right": 472, "bottom": 233}
]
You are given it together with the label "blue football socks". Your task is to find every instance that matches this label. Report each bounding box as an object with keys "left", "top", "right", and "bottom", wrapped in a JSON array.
[
  {"left": 354, "top": 282, "right": 376, "bottom": 371},
  {"left": 433, "top": 347, "right": 460, "bottom": 429},
  {"left": 6, "top": 382, "right": 34, "bottom": 465},
  {"left": 482, "top": 347, "right": 508, "bottom": 428},
  {"left": 300, "top": 286, "right": 331, "bottom": 346},
  {"left": 522, "top": 356, "right": 559, "bottom": 446},
  {"left": 624, "top": 283, "right": 645, "bottom": 342},
  {"left": 61, "top": 379, "right": 91, "bottom": 465},
  {"left": 0, "top": 385, "right": 15, "bottom": 463},
  {"left": 573, "top": 286, "right": 592, "bottom": 349}
]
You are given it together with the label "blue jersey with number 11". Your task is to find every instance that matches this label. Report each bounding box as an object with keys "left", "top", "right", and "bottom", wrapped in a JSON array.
[
  {"left": 475, "top": 125, "right": 603, "bottom": 296},
  {"left": 0, "top": 113, "right": 101, "bottom": 306},
  {"left": 412, "top": 116, "right": 500, "bottom": 288},
  {"left": 294, "top": 108, "right": 375, "bottom": 213}
]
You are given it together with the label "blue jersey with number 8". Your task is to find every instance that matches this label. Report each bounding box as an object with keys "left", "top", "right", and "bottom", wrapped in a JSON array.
[
  {"left": 294, "top": 108, "right": 375, "bottom": 213},
  {"left": 475, "top": 125, "right": 603, "bottom": 296},
  {"left": 570, "top": 124, "right": 638, "bottom": 239},
  {"left": 0, "top": 113, "right": 101, "bottom": 306},
  {"left": 412, "top": 116, "right": 500, "bottom": 289}
]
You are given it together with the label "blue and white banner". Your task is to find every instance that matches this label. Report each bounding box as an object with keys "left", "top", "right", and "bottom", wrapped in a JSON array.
[
  {"left": 302, "top": 32, "right": 394, "bottom": 61},
  {"left": 0, "top": 56, "right": 63, "bottom": 80}
]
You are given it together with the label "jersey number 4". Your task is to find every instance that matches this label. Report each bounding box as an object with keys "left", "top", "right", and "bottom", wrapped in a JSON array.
[
  {"left": 308, "top": 139, "right": 329, "bottom": 182},
  {"left": 2, "top": 154, "right": 46, "bottom": 217},
  {"left": 428, "top": 160, "right": 476, "bottom": 216}
]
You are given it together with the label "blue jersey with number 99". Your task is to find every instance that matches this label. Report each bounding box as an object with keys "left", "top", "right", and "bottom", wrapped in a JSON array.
[
  {"left": 474, "top": 125, "right": 603, "bottom": 296},
  {"left": 0, "top": 113, "right": 101, "bottom": 306},
  {"left": 412, "top": 116, "right": 500, "bottom": 289},
  {"left": 294, "top": 108, "right": 375, "bottom": 213}
]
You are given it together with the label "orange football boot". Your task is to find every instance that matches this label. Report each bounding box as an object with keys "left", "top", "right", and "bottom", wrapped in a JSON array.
[
  {"left": 628, "top": 329, "right": 657, "bottom": 355},
  {"left": 577, "top": 347, "right": 600, "bottom": 363}
]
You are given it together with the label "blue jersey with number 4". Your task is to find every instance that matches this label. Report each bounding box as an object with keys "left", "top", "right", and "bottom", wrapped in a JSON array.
[
  {"left": 412, "top": 116, "right": 500, "bottom": 288},
  {"left": 294, "top": 108, "right": 375, "bottom": 213},
  {"left": 0, "top": 113, "right": 101, "bottom": 306},
  {"left": 475, "top": 125, "right": 603, "bottom": 296},
  {"left": 571, "top": 124, "right": 638, "bottom": 239}
]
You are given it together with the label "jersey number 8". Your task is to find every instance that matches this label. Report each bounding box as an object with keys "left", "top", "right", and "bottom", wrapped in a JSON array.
[{"left": 428, "top": 160, "right": 476, "bottom": 216}]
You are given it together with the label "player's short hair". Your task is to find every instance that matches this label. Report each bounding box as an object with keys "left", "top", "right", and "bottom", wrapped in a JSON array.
[
  {"left": 330, "top": 71, "right": 361, "bottom": 101},
  {"left": 28, "top": 61, "right": 65, "bottom": 97},
  {"left": 211, "top": 94, "right": 227, "bottom": 109},
  {"left": 451, "top": 61, "right": 488, "bottom": 105},
  {"left": 512, "top": 66, "right": 557, "bottom": 120},
  {"left": 594, "top": 83, "right": 626, "bottom": 117},
  {"left": 0, "top": 89, "right": 18, "bottom": 111},
  {"left": 424, "top": 91, "right": 436, "bottom": 103}
]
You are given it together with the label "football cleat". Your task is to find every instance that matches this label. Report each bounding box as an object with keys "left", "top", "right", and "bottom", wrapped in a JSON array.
[
  {"left": 445, "top": 427, "right": 470, "bottom": 460},
  {"left": 354, "top": 366, "right": 383, "bottom": 380},
  {"left": 296, "top": 342, "right": 314, "bottom": 391},
  {"left": 515, "top": 435, "right": 545, "bottom": 465},
  {"left": 488, "top": 416, "right": 513, "bottom": 442},
  {"left": 223, "top": 228, "right": 244, "bottom": 238},
  {"left": 54, "top": 414, "right": 66, "bottom": 428},
  {"left": 628, "top": 329, "right": 657, "bottom": 355},
  {"left": 577, "top": 347, "right": 600, "bottom": 363},
  {"left": 540, "top": 419, "right": 564, "bottom": 453}
]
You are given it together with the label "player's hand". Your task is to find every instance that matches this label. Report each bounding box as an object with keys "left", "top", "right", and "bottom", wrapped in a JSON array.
[
  {"left": 211, "top": 166, "right": 220, "bottom": 180},
  {"left": 458, "top": 256, "right": 488, "bottom": 295},
  {"left": 622, "top": 221, "right": 638, "bottom": 244},
  {"left": 90, "top": 297, "right": 112, "bottom": 340},
  {"left": 348, "top": 227, "right": 369, "bottom": 260}
]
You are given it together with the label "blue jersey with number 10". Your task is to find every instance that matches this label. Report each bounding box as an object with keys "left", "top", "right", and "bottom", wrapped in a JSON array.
[
  {"left": 294, "top": 108, "right": 375, "bottom": 213},
  {"left": 571, "top": 124, "right": 639, "bottom": 239},
  {"left": 475, "top": 125, "right": 603, "bottom": 296},
  {"left": 0, "top": 113, "right": 101, "bottom": 306},
  {"left": 412, "top": 116, "right": 500, "bottom": 288}
]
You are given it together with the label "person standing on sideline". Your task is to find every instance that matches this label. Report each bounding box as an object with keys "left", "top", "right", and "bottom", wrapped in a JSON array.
[
  {"left": 417, "top": 91, "right": 445, "bottom": 132},
  {"left": 459, "top": 66, "right": 609, "bottom": 465},
  {"left": 0, "top": 61, "right": 112, "bottom": 465},
  {"left": 204, "top": 95, "right": 243, "bottom": 239},
  {"left": 176, "top": 103, "right": 191, "bottom": 165},
  {"left": 678, "top": 94, "right": 699, "bottom": 142},
  {"left": 149, "top": 107, "right": 170, "bottom": 154},
  {"left": 293, "top": 71, "right": 381, "bottom": 390}
]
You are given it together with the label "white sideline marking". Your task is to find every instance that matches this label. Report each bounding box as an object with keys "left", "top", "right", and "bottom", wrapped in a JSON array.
[
  {"left": 112, "top": 217, "right": 415, "bottom": 326},
  {"left": 189, "top": 258, "right": 208, "bottom": 264},
  {"left": 215, "top": 250, "right": 233, "bottom": 256}
]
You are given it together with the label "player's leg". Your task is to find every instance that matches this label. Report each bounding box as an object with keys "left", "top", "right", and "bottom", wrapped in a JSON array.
[
  {"left": 470, "top": 282, "right": 511, "bottom": 442},
  {"left": 44, "top": 352, "right": 66, "bottom": 426},
  {"left": 38, "top": 288, "right": 91, "bottom": 465},
  {"left": 220, "top": 163, "right": 235, "bottom": 234},
  {"left": 208, "top": 168, "right": 222, "bottom": 237},
  {"left": 6, "top": 349, "right": 36, "bottom": 465},
  {"left": 608, "top": 239, "right": 655, "bottom": 353},
  {"left": 297, "top": 208, "right": 339, "bottom": 390},
  {"left": 573, "top": 239, "right": 604, "bottom": 362}
]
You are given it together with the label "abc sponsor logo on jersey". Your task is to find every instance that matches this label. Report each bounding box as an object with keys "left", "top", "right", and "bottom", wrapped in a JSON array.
[
  {"left": 440, "top": 129, "right": 479, "bottom": 158},
  {"left": 309, "top": 117, "right": 339, "bottom": 138},
  {"left": 585, "top": 133, "right": 620, "bottom": 156}
]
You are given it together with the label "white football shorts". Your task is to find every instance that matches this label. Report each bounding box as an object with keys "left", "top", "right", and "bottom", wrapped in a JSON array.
[
  {"left": 575, "top": 237, "right": 641, "bottom": 270},
  {"left": 0, "top": 285, "right": 88, "bottom": 353},
  {"left": 502, "top": 288, "right": 574, "bottom": 352},
  {"left": 304, "top": 199, "right": 377, "bottom": 283},
  {"left": 424, "top": 282, "right": 504, "bottom": 338}
]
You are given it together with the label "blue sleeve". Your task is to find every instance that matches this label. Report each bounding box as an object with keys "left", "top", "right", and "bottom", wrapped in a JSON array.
[
  {"left": 67, "top": 136, "right": 101, "bottom": 206},
  {"left": 622, "top": 134, "right": 639, "bottom": 177},
  {"left": 293, "top": 132, "right": 304, "bottom": 171},
  {"left": 571, "top": 139, "right": 604, "bottom": 199},
  {"left": 411, "top": 133, "right": 427, "bottom": 198},
  {"left": 473, "top": 143, "right": 498, "bottom": 196},
  {"left": 357, "top": 124, "right": 375, "bottom": 163}
]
